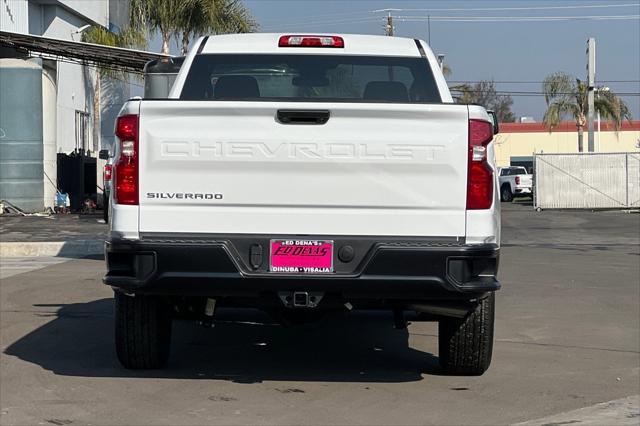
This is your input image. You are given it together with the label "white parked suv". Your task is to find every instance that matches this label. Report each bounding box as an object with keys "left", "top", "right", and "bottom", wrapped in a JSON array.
[{"left": 105, "top": 33, "right": 501, "bottom": 375}]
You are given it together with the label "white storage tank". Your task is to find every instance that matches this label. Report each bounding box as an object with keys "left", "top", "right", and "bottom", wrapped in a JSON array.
[
  {"left": 42, "top": 62, "right": 57, "bottom": 210},
  {"left": 0, "top": 58, "right": 44, "bottom": 212}
]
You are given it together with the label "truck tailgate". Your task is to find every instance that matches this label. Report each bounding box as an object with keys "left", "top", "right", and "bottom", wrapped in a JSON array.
[
  {"left": 138, "top": 101, "right": 469, "bottom": 237},
  {"left": 519, "top": 174, "right": 533, "bottom": 187}
]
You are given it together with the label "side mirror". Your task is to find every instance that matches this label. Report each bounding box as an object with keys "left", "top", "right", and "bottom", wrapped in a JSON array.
[
  {"left": 98, "top": 149, "right": 110, "bottom": 160},
  {"left": 486, "top": 110, "right": 500, "bottom": 135}
]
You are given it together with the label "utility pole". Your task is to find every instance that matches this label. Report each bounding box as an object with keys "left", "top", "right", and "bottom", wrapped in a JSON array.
[
  {"left": 427, "top": 15, "right": 431, "bottom": 45},
  {"left": 437, "top": 54, "right": 445, "bottom": 72},
  {"left": 586, "top": 37, "right": 596, "bottom": 152},
  {"left": 385, "top": 11, "right": 394, "bottom": 36}
]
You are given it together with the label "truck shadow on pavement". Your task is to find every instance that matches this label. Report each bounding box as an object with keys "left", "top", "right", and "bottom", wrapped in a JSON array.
[{"left": 4, "top": 299, "right": 441, "bottom": 383}]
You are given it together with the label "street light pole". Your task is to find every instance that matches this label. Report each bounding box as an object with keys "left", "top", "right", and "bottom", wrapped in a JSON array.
[
  {"left": 437, "top": 54, "right": 445, "bottom": 71},
  {"left": 586, "top": 38, "right": 596, "bottom": 153}
]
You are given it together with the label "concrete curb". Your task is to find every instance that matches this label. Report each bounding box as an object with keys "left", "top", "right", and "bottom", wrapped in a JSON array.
[{"left": 0, "top": 240, "right": 104, "bottom": 258}]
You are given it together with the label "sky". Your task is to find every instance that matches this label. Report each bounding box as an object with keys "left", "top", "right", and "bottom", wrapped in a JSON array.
[{"left": 151, "top": 0, "right": 640, "bottom": 121}]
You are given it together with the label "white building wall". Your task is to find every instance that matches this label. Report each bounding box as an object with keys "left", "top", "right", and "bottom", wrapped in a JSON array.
[
  {"left": 59, "top": 0, "right": 107, "bottom": 27},
  {"left": 0, "top": 0, "right": 28, "bottom": 33},
  {"left": 36, "top": 4, "right": 95, "bottom": 154},
  {"left": 27, "top": 0, "right": 42, "bottom": 34},
  {"left": 40, "top": 4, "right": 88, "bottom": 38}
]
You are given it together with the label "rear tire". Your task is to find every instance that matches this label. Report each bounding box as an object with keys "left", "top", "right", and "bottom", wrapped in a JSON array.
[
  {"left": 438, "top": 293, "right": 495, "bottom": 376},
  {"left": 115, "top": 291, "right": 172, "bottom": 369},
  {"left": 500, "top": 185, "right": 513, "bottom": 202}
]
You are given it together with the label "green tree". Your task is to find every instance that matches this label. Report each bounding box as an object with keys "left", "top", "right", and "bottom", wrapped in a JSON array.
[
  {"left": 178, "top": 0, "right": 257, "bottom": 55},
  {"left": 129, "top": 0, "right": 180, "bottom": 54},
  {"left": 441, "top": 63, "right": 452, "bottom": 78},
  {"left": 81, "top": 26, "right": 145, "bottom": 151},
  {"left": 130, "top": 0, "right": 256, "bottom": 55},
  {"left": 542, "top": 72, "right": 632, "bottom": 152},
  {"left": 451, "top": 80, "right": 515, "bottom": 123}
]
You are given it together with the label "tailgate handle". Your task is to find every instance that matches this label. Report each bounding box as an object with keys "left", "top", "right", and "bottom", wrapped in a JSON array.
[{"left": 277, "top": 109, "right": 330, "bottom": 125}]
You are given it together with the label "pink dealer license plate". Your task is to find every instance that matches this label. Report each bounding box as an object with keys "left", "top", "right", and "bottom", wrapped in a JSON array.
[{"left": 270, "top": 240, "right": 333, "bottom": 274}]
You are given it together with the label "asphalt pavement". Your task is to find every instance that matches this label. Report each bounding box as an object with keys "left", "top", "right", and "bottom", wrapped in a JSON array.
[
  {"left": 0, "top": 213, "right": 106, "bottom": 242},
  {"left": 1, "top": 203, "right": 638, "bottom": 425},
  {"left": 0, "top": 214, "right": 106, "bottom": 258}
]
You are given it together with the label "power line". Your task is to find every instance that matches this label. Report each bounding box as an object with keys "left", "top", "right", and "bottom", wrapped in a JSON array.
[
  {"left": 396, "top": 15, "right": 640, "bottom": 22},
  {"left": 263, "top": 3, "right": 640, "bottom": 30},
  {"left": 265, "top": 13, "right": 640, "bottom": 30},
  {"left": 448, "top": 80, "right": 640, "bottom": 84},
  {"left": 260, "top": 2, "right": 640, "bottom": 27},
  {"left": 449, "top": 88, "right": 640, "bottom": 96},
  {"left": 374, "top": 3, "right": 639, "bottom": 12},
  {"left": 455, "top": 93, "right": 640, "bottom": 97},
  {"left": 259, "top": 9, "right": 374, "bottom": 25},
  {"left": 262, "top": 17, "right": 381, "bottom": 30}
]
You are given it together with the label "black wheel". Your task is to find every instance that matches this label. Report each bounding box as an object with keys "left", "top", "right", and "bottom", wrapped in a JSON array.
[
  {"left": 115, "top": 291, "right": 172, "bottom": 369},
  {"left": 438, "top": 293, "right": 495, "bottom": 376},
  {"left": 500, "top": 185, "right": 513, "bottom": 202},
  {"left": 103, "top": 192, "right": 109, "bottom": 223}
]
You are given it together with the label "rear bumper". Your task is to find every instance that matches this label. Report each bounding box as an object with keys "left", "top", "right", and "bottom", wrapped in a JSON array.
[{"left": 103, "top": 235, "right": 500, "bottom": 300}]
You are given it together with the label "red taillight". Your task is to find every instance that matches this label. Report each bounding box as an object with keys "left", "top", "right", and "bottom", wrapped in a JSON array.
[
  {"left": 115, "top": 115, "right": 137, "bottom": 140},
  {"left": 114, "top": 114, "right": 139, "bottom": 205},
  {"left": 278, "top": 35, "right": 344, "bottom": 48},
  {"left": 467, "top": 119, "right": 494, "bottom": 210},
  {"left": 515, "top": 175, "right": 520, "bottom": 185},
  {"left": 103, "top": 164, "right": 113, "bottom": 181}
]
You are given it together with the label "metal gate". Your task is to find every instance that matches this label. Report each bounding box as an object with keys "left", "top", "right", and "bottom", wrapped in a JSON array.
[{"left": 534, "top": 152, "right": 640, "bottom": 209}]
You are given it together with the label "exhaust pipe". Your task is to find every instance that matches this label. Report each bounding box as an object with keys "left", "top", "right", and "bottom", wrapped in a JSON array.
[
  {"left": 407, "top": 302, "right": 472, "bottom": 319},
  {"left": 199, "top": 298, "right": 216, "bottom": 327}
]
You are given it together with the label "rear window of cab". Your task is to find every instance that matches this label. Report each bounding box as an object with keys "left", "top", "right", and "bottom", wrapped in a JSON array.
[{"left": 180, "top": 54, "right": 442, "bottom": 103}]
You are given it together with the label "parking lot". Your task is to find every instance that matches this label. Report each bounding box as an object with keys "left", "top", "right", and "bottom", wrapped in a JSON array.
[{"left": 1, "top": 203, "right": 638, "bottom": 425}]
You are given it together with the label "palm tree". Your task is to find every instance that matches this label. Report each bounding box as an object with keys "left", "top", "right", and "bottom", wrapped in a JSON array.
[
  {"left": 441, "top": 63, "right": 452, "bottom": 78},
  {"left": 129, "top": 0, "right": 256, "bottom": 55},
  {"left": 81, "top": 26, "right": 145, "bottom": 152},
  {"left": 542, "top": 72, "right": 632, "bottom": 152},
  {"left": 129, "top": 0, "right": 180, "bottom": 55},
  {"left": 178, "top": 0, "right": 257, "bottom": 55}
]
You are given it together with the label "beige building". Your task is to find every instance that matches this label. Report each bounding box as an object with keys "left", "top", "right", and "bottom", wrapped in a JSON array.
[{"left": 494, "top": 121, "right": 640, "bottom": 169}]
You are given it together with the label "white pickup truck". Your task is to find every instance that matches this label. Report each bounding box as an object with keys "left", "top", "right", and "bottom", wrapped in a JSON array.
[
  {"left": 105, "top": 33, "right": 501, "bottom": 375},
  {"left": 498, "top": 166, "right": 533, "bottom": 202}
]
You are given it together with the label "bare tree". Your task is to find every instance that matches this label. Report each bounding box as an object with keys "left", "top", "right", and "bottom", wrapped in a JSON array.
[{"left": 451, "top": 81, "right": 515, "bottom": 123}]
